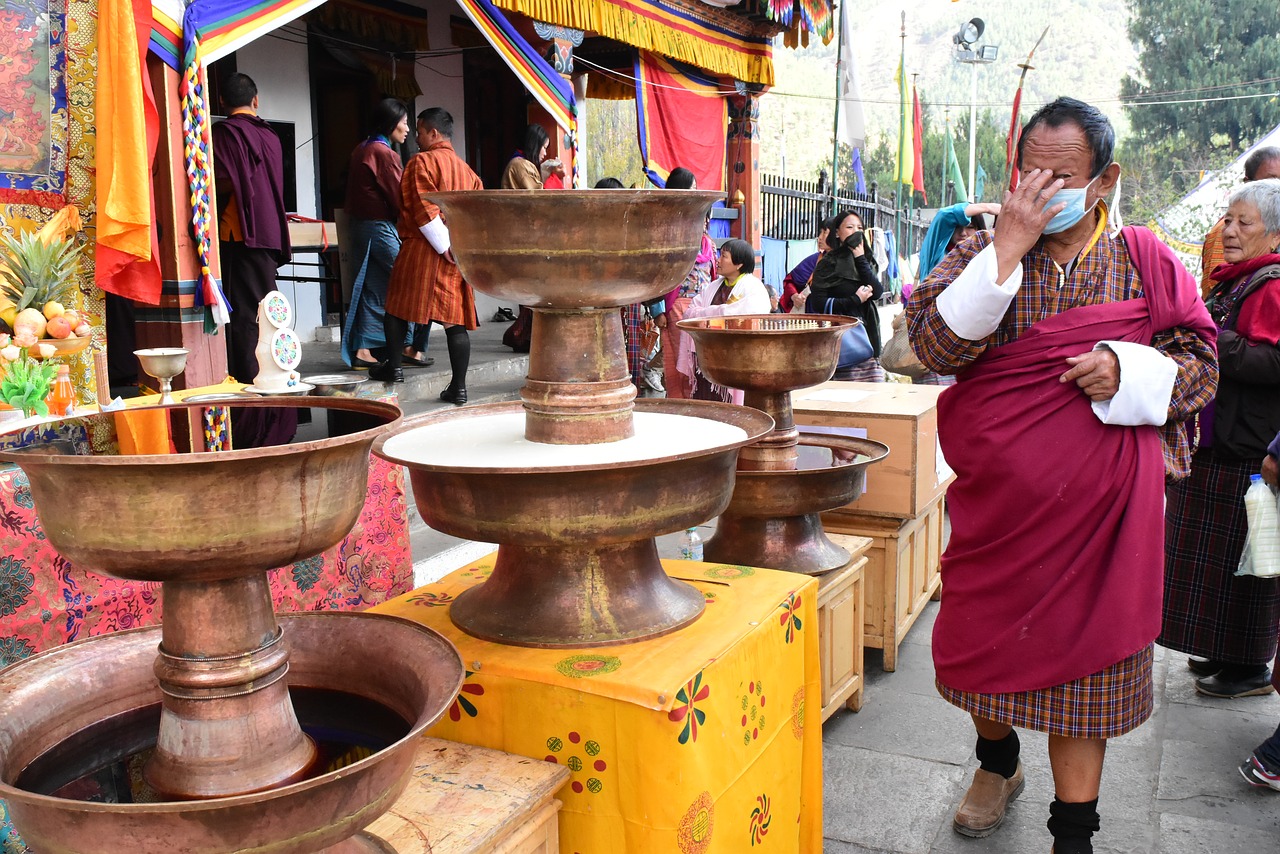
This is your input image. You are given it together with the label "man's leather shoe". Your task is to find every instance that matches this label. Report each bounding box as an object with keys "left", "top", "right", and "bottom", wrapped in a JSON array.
[
  {"left": 953, "top": 762, "right": 1025, "bottom": 838},
  {"left": 1195, "top": 669, "right": 1275, "bottom": 698},
  {"left": 440, "top": 386, "right": 467, "bottom": 406},
  {"left": 368, "top": 362, "right": 403, "bottom": 384},
  {"left": 1186, "top": 656, "right": 1222, "bottom": 677}
]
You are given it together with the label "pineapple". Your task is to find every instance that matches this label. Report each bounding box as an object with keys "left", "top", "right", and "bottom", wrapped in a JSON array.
[{"left": 0, "top": 230, "right": 81, "bottom": 333}]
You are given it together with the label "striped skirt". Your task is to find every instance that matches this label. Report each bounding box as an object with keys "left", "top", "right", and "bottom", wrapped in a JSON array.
[
  {"left": 1160, "top": 451, "right": 1280, "bottom": 664},
  {"left": 937, "top": 646, "right": 1154, "bottom": 739},
  {"left": 834, "top": 358, "right": 885, "bottom": 383}
]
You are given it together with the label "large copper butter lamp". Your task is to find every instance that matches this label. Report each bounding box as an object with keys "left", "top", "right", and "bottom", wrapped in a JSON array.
[
  {"left": 375, "top": 191, "right": 774, "bottom": 648},
  {"left": 0, "top": 397, "right": 464, "bottom": 852},
  {"left": 678, "top": 315, "right": 890, "bottom": 574}
]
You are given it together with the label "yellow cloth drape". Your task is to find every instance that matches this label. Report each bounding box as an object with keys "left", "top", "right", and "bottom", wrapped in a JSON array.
[
  {"left": 372, "top": 555, "right": 823, "bottom": 853},
  {"left": 96, "top": 0, "right": 153, "bottom": 264},
  {"left": 492, "top": 0, "right": 774, "bottom": 86}
]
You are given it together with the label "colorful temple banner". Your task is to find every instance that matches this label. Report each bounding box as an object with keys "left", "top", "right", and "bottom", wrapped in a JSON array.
[
  {"left": 0, "top": 0, "right": 70, "bottom": 210},
  {"left": 491, "top": 0, "right": 775, "bottom": 86},
  {"left": 455, "top": 0, "right": 576, "bottom": 134},
  {"left": 634, "top": 52, "right": 727, "bottom": 191}
]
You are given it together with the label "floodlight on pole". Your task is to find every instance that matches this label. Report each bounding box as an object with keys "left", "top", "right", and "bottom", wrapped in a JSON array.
[{"left": 954, "top": 18, "right": 998, "bottom": 198}]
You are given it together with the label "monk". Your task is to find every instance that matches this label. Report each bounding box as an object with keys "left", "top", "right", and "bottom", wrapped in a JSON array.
[
  {"left": 371, "top": 108, "right": 482, "bottom": 405},
  {"left": 906, "top": 97, "right": 1218, "bottom": 853}
]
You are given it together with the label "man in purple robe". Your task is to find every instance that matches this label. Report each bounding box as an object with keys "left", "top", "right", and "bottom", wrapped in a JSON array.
[{"left": 212, "top": 72, "right": 295, "bottom": 444}]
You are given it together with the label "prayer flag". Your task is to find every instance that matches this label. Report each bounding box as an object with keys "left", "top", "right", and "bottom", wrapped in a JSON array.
[
  {"left": 911, "top": 85, "right": 927, "bottom": 203},
  {"left": 835, "top": 4, "right": 864, "bottom": 151},
  {"left": 850, "top": 146, "right": 866, "bottom": 194},
  {"left": 975, "top": 162, "right": 987, "bottom": 201},
  {"left": 893, "top": 56, "right": 913, "bottom": 188},
  {"left": 945, "top": 126, "right": 968, "bottom": 203}
]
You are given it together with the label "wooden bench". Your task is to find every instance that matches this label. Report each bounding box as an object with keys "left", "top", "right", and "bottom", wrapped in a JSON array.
[{"left": 366, "top": 737, "right": 569, "bottom": 853}]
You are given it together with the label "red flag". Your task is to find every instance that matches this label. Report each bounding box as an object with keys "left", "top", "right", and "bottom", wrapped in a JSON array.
[
  {"left": 911, "top": 85, "right": 927, "bottom": 204},
  {"left": 1006, "top": 86, "right": 1024, "bottom": 193}
]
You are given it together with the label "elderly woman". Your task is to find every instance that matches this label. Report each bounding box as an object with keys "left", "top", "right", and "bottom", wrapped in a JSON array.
[
  {"left": 680, "top": 238, "right": 771, "bottom": 403},
  {"left": 1161, "top": 178, "right": 1280, "bottom": 699}
]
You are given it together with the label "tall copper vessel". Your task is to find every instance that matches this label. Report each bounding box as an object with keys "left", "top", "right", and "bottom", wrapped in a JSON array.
[
  {"left": 375, "top": 191, "right": 774, "bottom": 647},
  {"left": 678, "top": 315, "right": 890, "bottom": 574},
  {"left": 0, "top": 398, "right": 464, "bottom": 851}
]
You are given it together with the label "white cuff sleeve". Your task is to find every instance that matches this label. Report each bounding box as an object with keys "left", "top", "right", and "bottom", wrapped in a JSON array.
[
  {"left": 419, "top": 217, "right": 450, "bottom": 255},
  {"left": 935, "top": 243, "right": 1023, "bottom": 340},
  {"left": 1090, "top": 341, "right": 1178, "bottom": 426}
]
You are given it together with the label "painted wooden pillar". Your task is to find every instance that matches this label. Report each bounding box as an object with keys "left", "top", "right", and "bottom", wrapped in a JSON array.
[
  {"left": 728, "top": 88, "right": 764, "bottom": 248},
  {"left": 531, "top": 20, "right": 583, "bottom": 187},
  {"left": 133, "top": 56, "right": 228, "bottom": 390}
]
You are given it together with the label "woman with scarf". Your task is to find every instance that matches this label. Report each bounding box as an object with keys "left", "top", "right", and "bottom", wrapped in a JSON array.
[
  {"left": 808, "top": 209, "right": 883, "bottom": 381},
  {"left": 680, "top": 239, "right": 771, "bottom": 403},
  {"left": 653, "top": 167, "right": 715, "bottom": 399},
  {"left": 1161, "top": 178, "right": 1280, "bottom": 700},
  {"left": 341, "top": 99, "right": 432, "bottom": 368}
]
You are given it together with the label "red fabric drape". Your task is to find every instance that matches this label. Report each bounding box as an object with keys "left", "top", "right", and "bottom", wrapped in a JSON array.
[{"left": 635, "top": 52, "right": 727, "bottom": 191}]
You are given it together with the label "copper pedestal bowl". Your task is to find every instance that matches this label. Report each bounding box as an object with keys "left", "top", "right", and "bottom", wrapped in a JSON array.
[
  {"left": 376, "top": 399, "right": 774, "bottom": 648},
  {"left": 0, "top": 612, "right": 464, "bottom": 853},
  {"left": 429, "top": 189, "right": 724, "bottom": 444},
  {"left": 678, "top": 315, "right": 890, "bottom": 574},
  {"left": 0, "top": 398, "right": 406, "bottom": 800}
]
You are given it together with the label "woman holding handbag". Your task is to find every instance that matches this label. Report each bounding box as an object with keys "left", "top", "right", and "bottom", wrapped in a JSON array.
[{"left": 807, "top": 209, "right": 884, "bottom": 381}]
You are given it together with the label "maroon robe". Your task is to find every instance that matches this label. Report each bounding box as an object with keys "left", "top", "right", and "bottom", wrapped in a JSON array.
[
  {"left": 212, "top": 112, "right": 291, "bottom": 263},
  {"left": 933, "top": 227, "right": 1216, "bottom": 694}
]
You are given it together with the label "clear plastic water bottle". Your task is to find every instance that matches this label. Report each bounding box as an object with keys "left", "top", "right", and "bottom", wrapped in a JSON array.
[
  {"left": 1239, "top": 474, "right": 1280, "bottom": 577},
  {"left": 679, "top": 527, "right": 703, "bottom": 561}
]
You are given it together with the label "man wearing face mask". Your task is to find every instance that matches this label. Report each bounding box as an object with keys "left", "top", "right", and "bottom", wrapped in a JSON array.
[{"left": 906, "top": 98, "right": 1219, "bottom": 853}]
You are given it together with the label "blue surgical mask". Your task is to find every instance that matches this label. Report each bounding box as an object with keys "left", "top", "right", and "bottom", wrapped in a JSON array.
[{"left": 1043, "top": 176, "right": 1100, "bottom": 235}]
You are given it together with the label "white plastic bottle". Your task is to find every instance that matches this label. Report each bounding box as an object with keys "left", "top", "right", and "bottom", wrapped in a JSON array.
[
  {"left": 1239, "top": 474, "right": 1280, "bottom": 577},
  {"left": 679, "top": 527, "right": 703, "bottom": 561}
]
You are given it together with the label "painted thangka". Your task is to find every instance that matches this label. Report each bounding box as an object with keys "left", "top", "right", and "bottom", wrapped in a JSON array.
[{"left": 0, "top": 0, "right": 69, "bottom": 210}]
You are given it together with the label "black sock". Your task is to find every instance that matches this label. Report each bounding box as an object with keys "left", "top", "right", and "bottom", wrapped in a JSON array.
[
  {"left": 975, "top": 730, "right": 1020, "bottom": 779},
  {"left": 445, "top": 325, "right": 470, "bottom": 390},
  {"left": 383, "top": 314, "right": 409, "bottom": 370},
  {"left": 1047, "top": 797, "right": 1099, "bottom": 854}
]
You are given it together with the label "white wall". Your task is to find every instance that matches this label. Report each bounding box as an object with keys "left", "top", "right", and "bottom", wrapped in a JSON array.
[
  {"left": 236, "top": 26, "right": 324, "bottom": 338},
  {"left": 413, "top": 0, "right": 467, "bottom": 157}
]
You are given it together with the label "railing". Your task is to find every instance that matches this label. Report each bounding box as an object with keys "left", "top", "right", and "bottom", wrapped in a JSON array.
[{"left": 760, "top": 172, "right": 931, "bottom": 293}]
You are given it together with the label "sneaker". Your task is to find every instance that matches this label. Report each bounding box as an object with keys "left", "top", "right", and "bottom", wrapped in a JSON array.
[
  {"left": 953, "top": 761, "right": 1025, "bottom": 838},
  {"left": 642, "top": 367, "right": 665, "bottom": 393},
  {"left": 1238, "top": 754, "right": 1280, "bottom": 791}
]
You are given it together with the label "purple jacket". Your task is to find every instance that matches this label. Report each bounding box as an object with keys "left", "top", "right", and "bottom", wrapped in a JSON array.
[{"left": 212, "top": 112, "right": 291, "bottom": 264}]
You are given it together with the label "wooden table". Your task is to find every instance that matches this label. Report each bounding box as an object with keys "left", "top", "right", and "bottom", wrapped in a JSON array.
[{"left": 367, "top": 738, "right": 568, "bottom": 853}]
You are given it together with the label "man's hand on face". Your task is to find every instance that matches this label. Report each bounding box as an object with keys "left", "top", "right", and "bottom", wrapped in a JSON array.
[
  {"left": 993, "top": 168, "right": 1066, "bottom": 282},
  {"left": 1061, "top": 348, "right": 1120, "bottom": 401}
]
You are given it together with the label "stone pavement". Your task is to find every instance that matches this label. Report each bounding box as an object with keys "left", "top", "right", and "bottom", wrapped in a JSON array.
[{"left": 821, "top": 604, "right": 1280, "bottom": 853}]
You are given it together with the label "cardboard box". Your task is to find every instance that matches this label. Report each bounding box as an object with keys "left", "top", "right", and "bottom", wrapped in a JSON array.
[
  {"left": 822, "top": 496, "right": 945, "bottom": 672},
  {"left": 818, "top": 535, "right": 872, "bottom": 719},
  {"left": 793, "top": 381, "right": 954, "bottom": 519}
]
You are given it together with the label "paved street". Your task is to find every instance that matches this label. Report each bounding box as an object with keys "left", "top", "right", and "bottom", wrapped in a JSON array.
[{"left": 354, "top": 310, "right": 1280, "bottom": 853}]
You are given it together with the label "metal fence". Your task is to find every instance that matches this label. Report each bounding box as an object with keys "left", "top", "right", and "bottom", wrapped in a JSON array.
[{"left": 760, "top": 172, "right": 931, "bottom": 290}]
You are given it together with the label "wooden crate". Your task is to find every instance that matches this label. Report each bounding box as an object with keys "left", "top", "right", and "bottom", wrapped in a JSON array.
[
  {"left": 822, "top": 495, "right": 945, "bottom": 672},
  {"left": 366, "top": 736, "right": 568, "bottom": 853},
  {"left": 793, "top": 382, "right": 954, "bottom": 519},
  {"left": 818, "top": 534, "right": 872, "bottom": 719}
]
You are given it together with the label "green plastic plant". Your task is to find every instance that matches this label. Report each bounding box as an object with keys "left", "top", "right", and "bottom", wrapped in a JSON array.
[{"left": 0, "top": 352, "right": 57, "bottom": 418}]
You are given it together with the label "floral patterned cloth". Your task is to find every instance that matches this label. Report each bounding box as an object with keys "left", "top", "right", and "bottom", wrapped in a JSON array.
[{"left": 372, "top": 556, "right": 823, "bottom": 853}]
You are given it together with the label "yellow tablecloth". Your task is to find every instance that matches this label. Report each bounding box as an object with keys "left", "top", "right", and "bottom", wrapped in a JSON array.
[{"left": 372, "top": 556, "right": 823, "bottom": 853}]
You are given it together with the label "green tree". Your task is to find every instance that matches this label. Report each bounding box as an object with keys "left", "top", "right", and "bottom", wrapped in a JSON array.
[{"left": 1122, "top": 0, "right": 1280, "bottom": 151}]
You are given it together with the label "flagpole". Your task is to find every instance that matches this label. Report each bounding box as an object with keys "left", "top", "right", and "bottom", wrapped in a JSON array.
[
  {"left": 942, "top": 109, "right": 949, "bottom": 205},
  {"left": 894, "top": 12, "right": 905, "bottom": 253},
  {"left": 909, "top": 72, "right": 918, "bottom": 263},
  {"left": 1005, "top": 26, "right": 1050, "bottom": 193},
  {"left": 830, "top": 0, "right": 846, "bottom": 209}
]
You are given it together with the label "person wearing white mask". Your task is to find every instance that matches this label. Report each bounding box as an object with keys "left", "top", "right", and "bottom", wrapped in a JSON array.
[{"left": 906, "top": 98, "right": 1219, "bottom": 853}]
